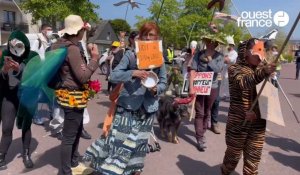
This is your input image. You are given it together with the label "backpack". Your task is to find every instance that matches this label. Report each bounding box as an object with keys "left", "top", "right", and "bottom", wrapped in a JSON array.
[
  {"left": 47, "top": 44, "right": 73, "bottom": 89},
  {"left": 47, "top": 61, "right": 64, "bottom": 89}
]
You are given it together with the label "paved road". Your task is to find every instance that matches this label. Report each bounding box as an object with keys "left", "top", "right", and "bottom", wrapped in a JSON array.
[{"left": 0, "top": 63, "right": 300, "bottom": 175}]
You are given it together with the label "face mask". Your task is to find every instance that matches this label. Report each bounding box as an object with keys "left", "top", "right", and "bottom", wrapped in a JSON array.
[
  {"left": 250, "top": 40, "right": 265, "bottom": 61},
  {"left": 9, "top": 39, "right": 25, "bottom": 57},
  {"left": 46, "top": 30, "right": 53, "bottom": 38}
]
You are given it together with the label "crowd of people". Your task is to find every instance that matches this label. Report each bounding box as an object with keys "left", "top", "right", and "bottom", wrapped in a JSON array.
[{"left": 0, "top": 11, "right": 298, "bottom": 175}]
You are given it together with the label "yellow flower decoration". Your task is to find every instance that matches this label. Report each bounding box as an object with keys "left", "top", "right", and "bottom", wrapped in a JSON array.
[{"left": 69, "top": 96, "right": 78, "bottom": 106}]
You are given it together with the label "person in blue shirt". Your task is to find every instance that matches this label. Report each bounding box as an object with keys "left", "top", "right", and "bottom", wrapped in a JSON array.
[{"left": 84, "top": 21, "right": 167, "bottom": 175}]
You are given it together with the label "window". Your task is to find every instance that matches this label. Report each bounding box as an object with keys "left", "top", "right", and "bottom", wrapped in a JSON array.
[{"left": 4, "top": 10, "right": 16, "bottom": 24}]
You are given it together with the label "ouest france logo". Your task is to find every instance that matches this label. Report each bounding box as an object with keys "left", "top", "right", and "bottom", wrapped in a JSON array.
[{"left": 237, "top": 10, "right": 289, "bottom": 28}]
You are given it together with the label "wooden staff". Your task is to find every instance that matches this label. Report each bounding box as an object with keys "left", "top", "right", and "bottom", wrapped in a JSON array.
[{"left": 243, "top": 12, "right": 300, "bottom": 125}]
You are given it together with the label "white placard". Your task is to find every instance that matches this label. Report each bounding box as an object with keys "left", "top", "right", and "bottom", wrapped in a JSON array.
[{"left": 257, "top": 81, "right": 285, "bottom": 126}]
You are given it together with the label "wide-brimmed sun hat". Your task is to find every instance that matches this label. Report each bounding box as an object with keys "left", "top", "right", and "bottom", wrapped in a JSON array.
[
  {"left": 60, "top": 15, "right": 85, "bottom": 35},
  {"left": 199, "top": 29, "right": 227, "bottom": 45}
]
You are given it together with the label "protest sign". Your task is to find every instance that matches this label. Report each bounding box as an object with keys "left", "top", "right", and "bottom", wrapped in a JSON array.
[
  {"left": 135, "top": 40, "right": 163, "bottom": 69},
  {"left": 257, "top": 81, "right": 285, "bottom": 126},
  {"left": 192, "top": 72, "right": 214, "bottom": 95}
]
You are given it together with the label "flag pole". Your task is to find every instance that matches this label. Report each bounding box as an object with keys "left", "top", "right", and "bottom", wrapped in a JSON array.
[{"left": 156, "top": 0, "right": 165, "bottom": 22}]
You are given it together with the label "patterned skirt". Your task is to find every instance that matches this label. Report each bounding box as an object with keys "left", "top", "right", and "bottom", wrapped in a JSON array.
[{"left": 83, "top": 106, "right": 155, "bottom": 175}]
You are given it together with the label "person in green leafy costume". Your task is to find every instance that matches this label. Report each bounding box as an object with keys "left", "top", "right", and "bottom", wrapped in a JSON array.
[
  {"left": 167, "top": 66, "right": 184, "bottom": 97},
  {"left": 0, "top": 30, "right": 38, "bottom": 169}
]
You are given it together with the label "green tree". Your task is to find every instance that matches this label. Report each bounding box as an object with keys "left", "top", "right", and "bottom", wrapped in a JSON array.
[
  {"left": 215, "top": 0, "right": 251, "bottom": 44},
  {"left": 20, "top": 0, "right": 99, "bottom": 29},
  {"left": 177, "top": 0, "right": 212, "bottom": 48},
  {"left": 110, "top": 19, "right": 131, "bottom": 35},
  {"left": 135, "top": 0, "right": 251, "bottom": 49},
  {"left": 135, "top": 0, "right": 221, "bottom": 48},
  {"left": 274, "top": 29, "right": 287, "bottom": 53}
]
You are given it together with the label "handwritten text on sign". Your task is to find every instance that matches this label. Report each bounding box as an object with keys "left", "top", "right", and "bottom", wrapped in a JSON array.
[
  {"left": 135, "top": 40, "right": 163, "bottom": 69},
  {"left": 193, "top": 72, "right": 214, "bottom": 95}
]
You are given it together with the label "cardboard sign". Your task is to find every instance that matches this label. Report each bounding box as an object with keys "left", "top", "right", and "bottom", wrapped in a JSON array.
[
  {"left": 193, "top": 72, "right": 214, "bottom": 95},
  {"left": 182, "top": 73, "right": 190, "bottom": 95},
  {"left": 135, "top": 40, "right": 163, "bottom": 69},
  {"left": 257, "top": 81, "right": 285, "bottom": 126}
]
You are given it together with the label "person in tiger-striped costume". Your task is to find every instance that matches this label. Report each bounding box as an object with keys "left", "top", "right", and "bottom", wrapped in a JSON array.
[{"left": 221, "top": 38, "right": 276, "bottom": 175}]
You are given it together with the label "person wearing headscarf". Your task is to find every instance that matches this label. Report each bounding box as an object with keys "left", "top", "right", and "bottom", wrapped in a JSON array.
[
  {"left": 0, "top": 30, "right": 38, "bottom": 169},
  {"left": 221, "top": 38, "right": 276, "bottom": 175}
]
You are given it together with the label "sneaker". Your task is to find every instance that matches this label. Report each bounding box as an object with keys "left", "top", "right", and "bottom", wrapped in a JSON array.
[
  {"left": 71, "top": 163, "right": 94, "bottom": 175},
  {"left": 211, "top": 123, "right": 221, "bottom": 134},
  {"left": 196, "top": 141, "right": 206, "bottom": 152},
  {"left": 0, "top": 157, "right": 7, "bottom": 170},
  {"left": 33, "top": 118, "right": 44, "bottom": 125}
]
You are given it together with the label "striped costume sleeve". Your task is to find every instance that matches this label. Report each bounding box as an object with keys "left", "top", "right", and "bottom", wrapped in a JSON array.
[{"left": 229, "top": 65, "right": 268, "bottom": 90}]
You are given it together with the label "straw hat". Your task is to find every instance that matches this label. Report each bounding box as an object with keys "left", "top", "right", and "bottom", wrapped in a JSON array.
[
  {"left": 199, "top": 28, "right": 226, "bottom": 45},
  {"left": 60, "top": 15, "right": 84, "bottom": 35}
]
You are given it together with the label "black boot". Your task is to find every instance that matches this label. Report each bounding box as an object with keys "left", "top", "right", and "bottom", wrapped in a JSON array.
[
  {"left": 81, "top": 129, "right": 92, "bottom": 140},
  {"left": 22, "top": 148, "right": 33, "bottom": 168},
  {"left": 0, "top": 153, "right": 7, "bottom": 169}
]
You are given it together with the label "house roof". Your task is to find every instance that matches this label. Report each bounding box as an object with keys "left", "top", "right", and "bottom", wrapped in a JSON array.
[
  {"left": 88, "top": 20, "right": 114, "bottom": 43},
  {"left": 289, "top": 39, "right": 300, "bottom": 44}
]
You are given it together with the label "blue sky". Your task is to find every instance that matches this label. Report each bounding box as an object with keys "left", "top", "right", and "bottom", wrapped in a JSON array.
[{"left": 91, "top": 0, "right": 300, "bottom": 40}]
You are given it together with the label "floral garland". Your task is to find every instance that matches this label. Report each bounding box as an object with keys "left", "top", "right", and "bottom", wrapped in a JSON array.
[{"left": 55, "top": 79, "right": 101, "bottom": 107}]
